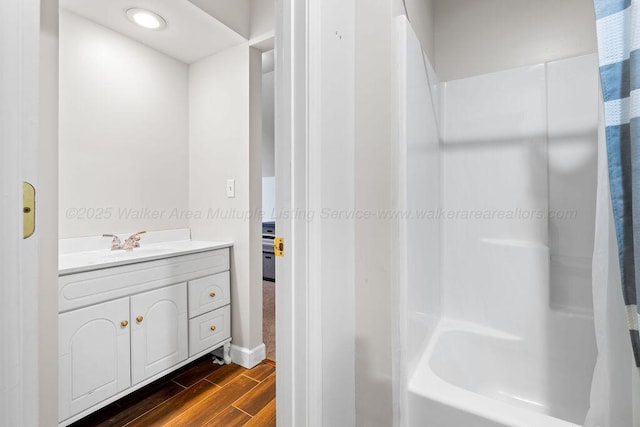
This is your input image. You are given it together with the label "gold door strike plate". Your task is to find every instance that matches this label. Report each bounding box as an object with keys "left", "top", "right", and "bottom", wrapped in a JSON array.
[
  {"left": 23, "top": 182, "right": 35, "bottom": 239},
  {"left": 274, "top": 237, "right": 284, "bottom": 257}
]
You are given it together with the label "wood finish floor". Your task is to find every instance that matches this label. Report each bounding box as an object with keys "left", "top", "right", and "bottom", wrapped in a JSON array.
[{"left": 70, "top": 357, "right": 276, "bottom": 427}]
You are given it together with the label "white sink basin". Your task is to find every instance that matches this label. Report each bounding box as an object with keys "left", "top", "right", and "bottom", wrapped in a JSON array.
[{"left": 93, "top": 247, "right": 169, "bottom": 263}]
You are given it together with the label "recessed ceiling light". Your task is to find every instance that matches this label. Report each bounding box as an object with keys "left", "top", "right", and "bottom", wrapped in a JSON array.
[{"left": 126, "top": 8, "right": 167, "bottom": 30}]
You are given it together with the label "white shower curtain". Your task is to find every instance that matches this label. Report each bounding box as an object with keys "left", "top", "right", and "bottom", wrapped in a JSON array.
[{"left": 585, "top": 106, "right": 640, "bottom": 427}]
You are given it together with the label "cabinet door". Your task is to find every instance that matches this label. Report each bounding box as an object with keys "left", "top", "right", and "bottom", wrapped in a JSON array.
[
  {"left": 131, "top": 283, "right": 188, "bottom": 384},
  {"left": 58, "top": 297, "right": 130, "bottom": 422}
]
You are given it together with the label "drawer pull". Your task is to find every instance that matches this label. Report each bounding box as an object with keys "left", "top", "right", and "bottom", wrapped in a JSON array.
[
  {"left": 210, "top": 325, "right": 217, "bottom": 332},
  {"left": 121, "top": 320, "right": 129, "bottom": 328},
  {"left": 210, "top": 292, "right": 216, "bottom": 298},
  {"left": 136, "top": 316, "right": 144, "bottom": 323}
]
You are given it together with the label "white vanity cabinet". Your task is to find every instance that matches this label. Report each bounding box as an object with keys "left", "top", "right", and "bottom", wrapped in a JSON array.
[{"left": 58, "top": 245, "right": 232, "bottom": 426}]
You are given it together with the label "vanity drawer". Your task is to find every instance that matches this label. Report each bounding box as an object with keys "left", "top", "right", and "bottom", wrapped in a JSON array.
[
  {"left": 188, "top": 271, "right": 230, "bottom": 318},
  {"left": 188, "top": 305, "right": 231, "bottom": 357}
]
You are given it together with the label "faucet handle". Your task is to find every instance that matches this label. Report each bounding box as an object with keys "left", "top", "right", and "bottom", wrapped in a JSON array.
[
  {"left": 122, "top": 231, "right": 146, "bottom": 250},
  {"left": 129, "top": 231, "right": 146, "bottom": 241},
  {"left": 135, "top": 231, "right": 146, "bottom": 245},
  {"left": 102, "top": 234, "right": 123, "bottom": 250}
]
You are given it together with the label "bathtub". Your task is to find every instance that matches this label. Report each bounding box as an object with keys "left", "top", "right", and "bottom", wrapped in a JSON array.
[{"left": 408, "top": 318, "right": 596, "bottom": 427}]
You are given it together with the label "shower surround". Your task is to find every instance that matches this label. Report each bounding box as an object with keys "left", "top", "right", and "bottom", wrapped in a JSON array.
[{"left": 396, "top": 17, "right": 599, "bottom": 426}]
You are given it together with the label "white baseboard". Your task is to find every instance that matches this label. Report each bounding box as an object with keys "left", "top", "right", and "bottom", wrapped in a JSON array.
[{"left": 230, "top": 343, "right": 266, "bottom": 368}]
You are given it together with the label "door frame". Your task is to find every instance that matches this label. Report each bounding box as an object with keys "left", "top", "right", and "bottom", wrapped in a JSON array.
[
  {"left": 275, "top": 0, "right": 356, "bottom": 425},
  {"left": 274, "top": 0, "right": 313, "bottom": 424},
  {"left": 3, "top": 0, "right": 357, "bottom": 424}
]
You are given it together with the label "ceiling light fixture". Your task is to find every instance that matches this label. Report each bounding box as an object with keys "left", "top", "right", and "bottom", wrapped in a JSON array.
[{"left": 126, "top": 8, "right": 167, "bottom": 30}]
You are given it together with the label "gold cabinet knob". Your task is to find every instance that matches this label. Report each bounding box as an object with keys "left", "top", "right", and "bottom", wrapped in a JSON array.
[
  {"left": 209, "top": 292, "right": 216, "bottom": 298},
  {"left": 121, "top": 320, "right": 129, "bottom": 328},
  {"left": 210, "top": 325, "right": 217, "bottom": 332},
  {"left": 136, "top": 316, "right": 144, "bottom": 323}
]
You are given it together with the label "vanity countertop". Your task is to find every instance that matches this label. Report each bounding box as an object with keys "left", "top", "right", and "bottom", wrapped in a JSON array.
[{"left": 59, "top": 229, "right": 232, "bottom": 276}]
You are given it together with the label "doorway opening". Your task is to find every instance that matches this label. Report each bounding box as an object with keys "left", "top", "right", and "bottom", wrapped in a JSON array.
[
  {"left": 261, "top": 49, "right": 277, "bottom": 363},
  {"left": 56, "top": 1, "right": 277, "bottom": 425}
]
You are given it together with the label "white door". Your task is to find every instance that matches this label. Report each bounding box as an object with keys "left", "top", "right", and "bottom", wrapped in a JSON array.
[
  {"left": 131, "top": 283, "right": 188, "bottom": 385},
  {"left": 58, "top": 297, "right": 131, "bottom": 422},
  {"left": 0, "top": 0, "right": 47, "bottom": 425}
]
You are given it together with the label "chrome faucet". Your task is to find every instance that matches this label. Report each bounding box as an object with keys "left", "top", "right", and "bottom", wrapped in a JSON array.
[
  {"left": 102, "top": 234, "right": 123, "bottom": 250},
  {"left": 102, "top": 231, "right": 146, "bottom": 251},
  {"left": 122, "top": 231, "right": 146, "bottom": 250}
]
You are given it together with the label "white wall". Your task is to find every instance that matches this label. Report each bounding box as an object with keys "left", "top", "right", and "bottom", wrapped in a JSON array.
[
  {"left": 262, "top": 50, "right": 275, "bottom": 223},
  {"left": 355, "top": 0, "right": 393, "bottom": 425},
  {"left": 262, "top": 50, "right": 275, "bottom": 177},
  {"left": 403, "top": 0, "right": 435, "bottom": 61},
  {"left": 189, "top": 44, "right": 263, "bottom": 355},
  {"left": 262, "top": 177, "right": 276, "bottom": 222},
  {"left": 188, "top": 0, "right": 251, "bottom": 38},
  {"left": 59, "top": 10, "right": 189, "bottom": 238},
  {"left": 248, "top": 46, "right": 264, "bottom": 355},
  {"left": 40, "top": 1, "right": 59, "bottom": 425},
  {"left": 188, "top": 0, "right": 274, "bottom": 40},
  {"left": 318, "top": 0, "right": 357, "bottom": 422},
  {"left": 250, "top": 0, "right": 275, "bottom": 39},
  {"left": 433, "top": 0, "right": 597, "bottom": 80}
]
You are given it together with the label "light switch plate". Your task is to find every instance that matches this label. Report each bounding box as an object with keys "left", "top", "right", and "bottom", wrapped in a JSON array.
[{"left": 226, "top": 179, "right": 235, "bottom": 198}]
